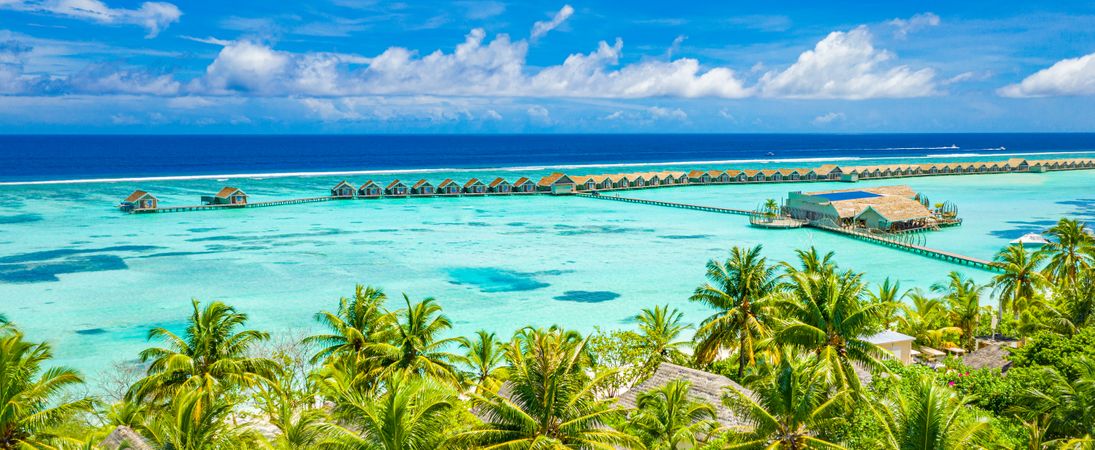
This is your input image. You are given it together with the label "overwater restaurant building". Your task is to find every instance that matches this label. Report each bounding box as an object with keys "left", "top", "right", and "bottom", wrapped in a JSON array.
[{"left": 785, "top": 185, "right": 934, "bottom": 231}]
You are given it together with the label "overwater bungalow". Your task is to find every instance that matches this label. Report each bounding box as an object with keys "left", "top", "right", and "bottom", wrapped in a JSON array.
[
  {"left": 815, "top": 164, "right": 843, "bottom": 180},
  {"left": 411, "top": 179, "right": 435, "bottom": 196},
  {"left": 488, "top": 177, "right": 513, "bottom": 193},
  {"left": 202, "top": 187, "right": 248, "bottom": 205},
  {"left": 569, "top": 175, "right": 593, "bottom": 192},
  {"left": 727, "top": 169, "right": 746, "bottom": 182},
  {"left": 538, "top": 173, "right": 576, "bottom": 195},
  {"left": 793, "top": 168, "right": 811, "bottom": 180},
  {"left": 120, "top": 190, "right": 157, "bottom": 212},
  {"left": 745, "top": 169, "right": 764, "bottom": 182},
  {"left": 648, "top": 173, "right": 663, "bottom": 186},
  {"left": 437, "top": 179, "right": 461, "bottom": 195},
  {"left": 358, "top": 181, "right": 382, "bottom": 198},
  {"left": 512, "top": 177, "right": 536, "bottom": 194},
  {"left": 689, "top": 170, "right": 712, "bottom": 183},
  {"left": 463, "top": 178, "right": 486, "bottom": 195},
  {"left": 761, "top": 169, "right": 778, "bottom": 181},
  {"left": 1006, "top": 158, "right": 1029, "bottom": 171},
  {"left": 668, "top": 171, "right": 688, "bottom": 184},
  {"left": 921, "top": 164, "right": 939, "bottom": 175},
  {"left": 1028, "top": 161, "right": 1046, "bottom": 172},
  {"left": 610, "top": 174, "right": 631, "bottom": 189},
  {"left": 779, "top": 168, "right": 797, "bottom": 181},
  {"left": 385, "top": 180, "right": 409, "bottom": 197},
  {"left": 594, "top": 175, "right": 613, "bottom": 190},
  {"left": 331, "top": 181, "right": 356, "bottom": 198},
  {"left": 711, "top": 170, "right": 732, "bottom": 183},
  {"left": 631, "top": 174, "right": 649, "bottom": 188}
]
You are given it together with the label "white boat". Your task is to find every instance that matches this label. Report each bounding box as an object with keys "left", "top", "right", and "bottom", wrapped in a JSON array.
[{"left": 1010, "top": 232, "right": 1050, "bottom": 247}]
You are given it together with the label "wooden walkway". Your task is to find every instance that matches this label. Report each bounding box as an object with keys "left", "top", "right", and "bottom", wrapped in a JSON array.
[
  {"left": 577, "top": 193, "right": 1002, "bottom": 273},
  {"left": 576, "top": 193, "right": 754, "bottom": 216},
  {"left": 134, "top": 196, "right": 335, "bottom": 213}
]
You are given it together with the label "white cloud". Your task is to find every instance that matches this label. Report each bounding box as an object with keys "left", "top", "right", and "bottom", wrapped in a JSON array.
[
  {"left": 482, "top": 109, "right": 502, "bottom": 120},
  {"left": 758, "top": 26, "right": 937, "bottom": 99},
  {"left": 889, "top": 12, "right": 940, "bottom": 38},
  {"left": 70, "top": 66, "right": 180, "bottom": 95},
  {"left": 998, "top": 51, "right": 1095, "bottom": 98},
  {"left": 190, "top": 29, "right": 749, "bottom": 100},
  {"left": 1, "top": 0, "right": 182, "bottom": 38},
  {"left": 812, "top": 111, "right": 845, "bottom": 125},
  {"left": 647, "top": 106, "right": 687, "bottom": 120},
  {"left": 527, "top": 105, "right": 550, "bottom": 119},
  {"left": 529, "top": 38, "right": 750, "bottom": 98},
  {"left": 531, "top": 4, "right": 573, "bottom": 40}
]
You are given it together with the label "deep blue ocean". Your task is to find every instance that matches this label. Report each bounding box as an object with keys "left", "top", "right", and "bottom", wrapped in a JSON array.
[{"left": 3, "top": 133, "right": 1095, "bottom": 182}]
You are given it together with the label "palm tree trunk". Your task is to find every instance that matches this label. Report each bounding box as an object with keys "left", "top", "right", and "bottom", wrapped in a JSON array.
[{"left": 738, "top": 333, "right": 746, "bottom": 379}]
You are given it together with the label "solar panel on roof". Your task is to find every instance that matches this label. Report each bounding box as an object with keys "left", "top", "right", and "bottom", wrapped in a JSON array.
[{"left": 814, "top": 191, "right": 882, "bottom": 201}]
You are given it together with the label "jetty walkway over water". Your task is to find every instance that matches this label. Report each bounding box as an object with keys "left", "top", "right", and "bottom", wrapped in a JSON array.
[{"left": 577, "top": 193, "right": 1002, "bottom": 273}]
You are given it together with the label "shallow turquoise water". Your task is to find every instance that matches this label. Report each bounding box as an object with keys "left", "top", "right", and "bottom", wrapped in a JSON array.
[{"left": 1, "top": 155, "right": 1093, "bottom": 377}]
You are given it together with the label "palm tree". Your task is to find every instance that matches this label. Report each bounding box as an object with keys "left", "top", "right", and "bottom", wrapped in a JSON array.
[
  {"left": 774, "top": 269, "right": 890, "bottom": 391},
  {"left": 304, "top": 284, "right": 394, "bottom": 364},
  {"left": 453, "top": 326, "right": 640, "bottom": 449},
  {"left": 690, "top": 245, "right": 778, "bottom": 376},
  {"left": 1040, "top": 218, "right": 1095, "bottom": 289},
  {"left": 129, "top": 299, "right": 277, "bottom": 401},
  {"left": 0, "top": 330, "right": 94, "bottom": 448},
  {"left": 896, "top": 290, "right": 960, "bottom": 348},
  {"left": 254, "top": 362, "right": 331, "bottom": 449},
  {"left": 320, "top": 370, "right": 455, "bottom": 450},
  {"left": 627, "top": 379, "right": 718, "bottom": 450},
  {"left": 456, "top": 330, "right": 507, "bottom": 393},
  {"left": 993, "top": 244, "right": 1050, "bottom": 321},
  {"left": 371, "top": 295, "right": 461, "bottom": 383},
  {"left": 782, "top": 246, "right": 838, "bottom": 277},
  {"left": 143, "top": 386, "right": 263, "bottom": 449},
  {"left": 723, "top": 353, "right": 848, "bottom": 449},
  {"left": 1012, "top": 357, "right": 1095, "bottom": 439},
  {"left": 635, "top": 305, "right": 691, "bottom": 368},
  {"left": 868, "top": 278, "right": 905, "bottom": 330},
  {"left": 764, "top": 198, "right": 780, "bottom": 218},
  {"left": 874, "top": 373, "right": 989, "bottom": 450},
  {"left": 932, "top": 271, "right": 987, "bottom": 350}
]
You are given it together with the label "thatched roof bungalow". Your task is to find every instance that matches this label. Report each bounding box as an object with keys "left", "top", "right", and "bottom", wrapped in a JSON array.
[{"left": 617, "top": 363, "right": 754, "bottom": 430}]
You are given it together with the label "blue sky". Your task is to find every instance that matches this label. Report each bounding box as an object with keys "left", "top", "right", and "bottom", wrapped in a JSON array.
[{"left": 1, "top": 0, "right": 1095, "bottom": 133}]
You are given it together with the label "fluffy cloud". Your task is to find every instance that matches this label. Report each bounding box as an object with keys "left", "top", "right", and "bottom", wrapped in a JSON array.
[
  {"left": 531, "top": 4, "right": 573, "bottom": 40},
  {"left": 998, "top": 51, "right": 1095, "bottom": 97},
  {"left": 1, "top": 0, "right": 182, "bottom": 37},
  {"left": 191, "top": 28, "right": 749, "bottom": 99},
  {"left": 758, "top": 26, "right": 937, "bottom": 99},
  {"left": 529, "top": 38, "right": 750, "bottom": 98}
]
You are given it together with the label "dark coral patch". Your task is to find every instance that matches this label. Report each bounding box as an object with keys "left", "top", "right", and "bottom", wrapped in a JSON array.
[{"left": 553, "top": 290, "right": 620, "bottom": 303}]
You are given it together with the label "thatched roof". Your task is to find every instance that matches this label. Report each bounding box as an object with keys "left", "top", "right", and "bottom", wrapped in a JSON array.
[
  {"left": 99, "top": 426, "right": 153, "bottom": 450},
  {"left": 616, "top": 363, "right": 753, "bottom": 429},
  {"left": 962, "top": 344, "right": 1012, "bottom": 373}
]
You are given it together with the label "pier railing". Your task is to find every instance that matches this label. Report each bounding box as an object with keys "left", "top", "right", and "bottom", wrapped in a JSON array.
[{"left": 575, "top": 193, "right": 753, "bottom": 215}]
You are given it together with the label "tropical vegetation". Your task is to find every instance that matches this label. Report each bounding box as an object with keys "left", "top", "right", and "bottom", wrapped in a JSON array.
[{"left": 3, "top": 217, "right": 1094, "bottom": 449}]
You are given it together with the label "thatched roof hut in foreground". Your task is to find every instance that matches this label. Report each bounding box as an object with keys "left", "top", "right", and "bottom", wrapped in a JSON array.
[
  {"left": 616, "top": 363, "right": 754, "bottom": 429},
  {"left": 99, "top": 426, "right": 153, "bottom": 450},
  {"left": 962, "top": 343, "right": 1012, "bottom": 373}
]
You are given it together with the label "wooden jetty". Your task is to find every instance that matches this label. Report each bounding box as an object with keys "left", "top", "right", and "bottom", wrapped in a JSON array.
[
  {"left": 577, "top": 193, "right": 1001, "bottom": 272},
  {"left": 576, "top": 193, "right": 753, "bottom": 216}
]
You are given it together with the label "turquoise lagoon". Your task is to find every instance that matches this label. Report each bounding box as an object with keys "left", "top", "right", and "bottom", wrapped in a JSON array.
[{"left": 1, "top": 154, "right": 1094, "bottom": 377}]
